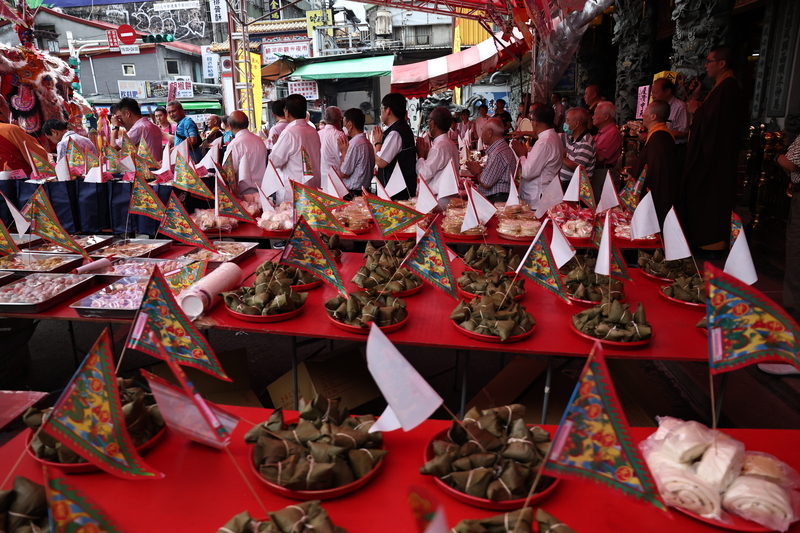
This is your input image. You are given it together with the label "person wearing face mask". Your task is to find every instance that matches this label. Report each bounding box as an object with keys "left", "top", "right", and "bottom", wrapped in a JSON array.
[
  {"left": 416, "top": 106, "right": 459, "bottom": 198},
  {"left": 511, "top": 105, "right": 563, "bottom": 208},
  {"left": 337, "top": 108, "right": 374, "bottom": 198},
  {"left": 559, "top": 107, "right": 596, "bottom": 188},
  {"left": 318, "top": 106, "right": 348, "bottom": 179}
]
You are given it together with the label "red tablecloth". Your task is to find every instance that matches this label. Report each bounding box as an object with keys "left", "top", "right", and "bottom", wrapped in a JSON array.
[{"left": 1, "top": 406, "right": 798, "bottom": 532}]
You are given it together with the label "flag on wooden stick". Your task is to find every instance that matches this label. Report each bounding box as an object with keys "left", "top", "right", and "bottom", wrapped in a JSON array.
[
  {"left": 401, "top": 220, "right": 458, "bottom": 299},
  {"left": 44, "top": 466, "right": 122, "bottom": 532},
  {"left": 26, "top": 186, "right": 91, "bottom": 259},
  {"left": 280, "top": 216, "right": 347, "bottom": 295},
  {"left": 159, "top": 192, "right": 217, "bottom": 251}
]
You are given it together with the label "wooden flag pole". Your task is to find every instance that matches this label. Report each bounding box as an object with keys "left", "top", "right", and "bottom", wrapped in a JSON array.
[{"left": 709, "top": 371, "right": 718, "bottom": 430}]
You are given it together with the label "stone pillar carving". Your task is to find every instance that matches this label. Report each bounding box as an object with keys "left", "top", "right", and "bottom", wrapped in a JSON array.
[
  {"left": 612, "top": 0, "right": 656, "bottom": 123},
  {"left": 670, "top": 0, "right": 736, "bottom": 82}
]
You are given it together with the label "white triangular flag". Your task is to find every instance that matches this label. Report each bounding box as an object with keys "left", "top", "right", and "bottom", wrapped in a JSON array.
[
  {"left": 368, "top": 405, "right": 402, "bottom": 433},
  {"left": 375, "top": 178, "right": 391, "bottom": 201},
  {"left": 323, "top": 167, "right": 348, "bottom": 199},
  {"left": 470, "top": 185, "right": 497, "bottom": 225},
  {"left": 438, "top": 161, "right": 460, "bottom": 199},
  {"left": 507, "top": 173, "right": 520, "bottom": 207},
  {"left": 171, "top": 140, "right": 190, "bottom": 166},
  {"left": 595, "top": 171, "right": 619, "bottom": 213},
  {"left": 563, "top": 166, "right": 581, "bottom": 202},
  {"left": 261, "top": 160, "right": 284, "bottom": 197},
  {"left": 662, "top": 207, "right": 692, "bottom": 261},
  {"left": 630, "top": 191, "right": 660, "bottom": 240},
  {"left": 118, "top": 155, "right": 135, "bottom": 173},
  {"left": 416, "top": 176, "right": 438, "bottom": 215},
  {"left": 415, "top": 224, "right": 426, "bottom": 244},
  {"left": 459, "top": 143, "right": 468, "bottom": 163},
  {"left": 257, "top": 184, "right": 274, "bottom": 213},
  {"left": 154, "top": 145, "right": 172, "bottom": 175},
  {"left": 595, "top": 211, "right": 612, "bottom": 276},
  {"left": 517, "top": 219, "right": 549, "bottom": 275},
  {"left": 1, "top": 191, "right": 29, "bottom": 236},
  {"left": 477, "top": 137, "right": 484, "bottom": 151},
  {"left": 551, "top": 222, "right": 576, "bottom": 268},
  {"left": 385, "top": 164, "right": 406, "bottom": 198},
  {"left": 534, "top": 177, "right": 565, "bottom": 219},
  {"left": 366, "top": 323, "right": 442, "bottom": 431},
  {"left": 238, "top": 153, "right": 252, "bottom": 186},
  {"left": 724, "top": 230, "right": 758, "bottom": 285},
  {"left": 197, "top": 138, "right": 221, "bottom": 170},
  {"left": 23, "top": 142, "right": 37, "bottom": 178},
  {"left": 460, "top": 193, "right": 481, "bottom": 233},
  {"left": 84, "top": 165, "right": 103, "bottom": 183},
  {"left": 55, "top": 157, "right": 70, "bottom": 181},
  {"left": 423, "top": 508, "right": 448, "bottom": 533}
]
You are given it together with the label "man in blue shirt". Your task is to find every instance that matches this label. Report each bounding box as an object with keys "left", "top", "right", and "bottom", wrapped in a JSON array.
[{"left": 166, "top": 100, "right": 200, "bottom": 162}]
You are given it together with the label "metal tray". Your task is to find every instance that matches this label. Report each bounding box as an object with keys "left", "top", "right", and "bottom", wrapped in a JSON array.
[
  {"left": 11, "top": 235, "right": 43, "bottom": 249},
  {"left": 95, "top": 239, "right": 173, "bottom": 258},
  {"left": 0, "top": 253, "right": 85, "bottom": 274},
  {"left": 0, "top": 273, "right": 96, "bottom": 313},
  {"left": 0, "top": 272, "right": 15, "bottom": 287},
  {"left": 176, "top": 241, "right": 258, "bottom": 269},
  {"left": 94, "top": 257, "right": 194, "bottom": 281},
  {"left": 70, "top": 276, "right": 149, "bottom": 318},
  {"left": 29, "top": 235, "right": 114, "bottom": 254}
]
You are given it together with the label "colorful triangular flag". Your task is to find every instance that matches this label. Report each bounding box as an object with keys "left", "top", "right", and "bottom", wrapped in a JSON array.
[
  {"left": 578, "top": 165, "right": 595, "bottom": 210},
  {"left": 174, "top": 152, "right": 213, "bottom": 199},
  {"left": 41, "top": 329, "right": 164, "bottom": 479},
  {"left": 25, "top": 142, "right": 56, "bottom": 178},
  {"left": 300, "top": 146, "right": 315, "bottom": 184},
  {"left": 731, "top": 211, "right": 743, "bottom": 249},
  {"left": 610, "top": 243, "right": 631, "bottom": 281},
  {"left": 26, "top": 187, "right": 91, "bottom": 259},
  {"left": 706, "top": 263, "right": 800, "bottom": 374},
  {"left": 137, "top": 138, "right": 158, "bottom": 169},
  {"left": 724, "top": 229, "right": 757, "bottom": 285},
  {"left": 542, "top": 342, "right": 666, "bottom": 511},
  {"left": 363, "top": 190, "right": 425, "bottom": 237},
  {"left": 215, "top": 177, "right": 256, "bottom": 223},
  {"left": 133, "top": 153, "right": 157, "bottom": 182},
  {"left": 517, "top": 219, "right": 570, "bottom": 303},
  {"left": 119, "top": 132, "right": 137, "bottom": 158},
  {"left": 590, "top": 214, "right": 605, "bottom": 249},
  {"left": 159, "top": 192, "right": 217, "bottom": 251},
  {"left": 164, "top": 260, "right": 207, "bottom": 294},
  {"left": 292, "top": 181, "right": 352, "bottom": 235},
  {"left": 401, "top": 220, "right": 458, "bottom": 299},
  {"left": 221, "top": 155, "right": 236, "bottom": 193},
  {"left": 104, "top": 144, "right": 122, "bottom": 173},
  {"left": 662, "top": 207, "right": 692, "bottom": 261},
  {"left": 620, "top": 165, "right": 647, "bottom": 212},
  {"left": 280, "top": 216, "right": 346, "bottom": 295},
  {"left": 85, "top": 147, "right": 100, "bottom": 171},
  {"left": 0, "top": 217, "right": 21, "bottom": 256},
  {"left": 127, "top": 268, "right": 230, "bottom": 380},
  {"left": 66, "top": 137, "right": 86, "bottom": 175},
  {"left": 129, "top": 172, "right": 166, "bottom": 221},
  {"left": 44, "top": 466, "right": 122, "bottom": 532}
]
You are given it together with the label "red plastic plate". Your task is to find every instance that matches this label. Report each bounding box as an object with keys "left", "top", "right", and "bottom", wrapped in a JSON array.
[
  {"left": 672, "top": 507, "right": 771, "bottom": 532},
  {"left": 442, "top": 231, "right": 484, "bottom": 241},
  {"left": 617, "top": 235, "right": 662, "bottom": 248},
  {"left": 225, "top": 303, "right": 305, "bottom": 323},
  {"left": 349, "top": 226, "right": 372, "bottom": 235},
  {"left": 456, "top": 286, "right": 524, "bottom": 302},
  {"left": 261, "top": 229, "right": 292, "bottom": 238},
  {"left": 249, "top": 443, "right": 384, "bottom": 500},
  {"left": 451, "top": 320, "right": 535, "bottom": 344},
  {"left": 291, "top": 279, "right": 323, "bottom": 291},
  {"left": 659, "top": 286, "right": 705, "bottom": 309},
  {"left": 390, "top": 284, "right": 423, "bottom": 298},
  {"left": 497, "top": 232, "right": 535, "bottom": 242},
  {"left": 327, "top": 313, "right": 409, "bottom": 334},
  {"left": 423, "top": 429, "right": 559, "bottom": 510},
  {"left": 567, "top": 292, "right": 626, "bottom": 307},
  {"left": 25, "top": 425, "right": 166, "bottom": 474},
  {"left": 569, "top": 320, "right": 652, "bottom": 349},
  {"left": 639, "top": 269, "right": 676, "bottom": 283}
]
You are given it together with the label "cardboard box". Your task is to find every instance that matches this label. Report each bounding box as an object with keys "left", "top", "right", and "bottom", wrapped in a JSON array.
[{"left": 267, "top": 344, "right": 380, "bottom": 411}]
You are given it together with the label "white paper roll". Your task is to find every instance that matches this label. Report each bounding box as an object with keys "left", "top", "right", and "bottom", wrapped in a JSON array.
[
  {"left": 178, "top": 261, "right": 242, "bottom": 319},
  {"left": 74, "top": 258, "right": 112, "bottom": 274}
]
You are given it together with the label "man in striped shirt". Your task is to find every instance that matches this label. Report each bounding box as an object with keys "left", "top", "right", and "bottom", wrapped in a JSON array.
[
  {"left": 338, "top": 108, "right": 375, "bottom": 197},
  {"left": 559, "top": 107, "right": 596, "bottom": 186},
  {"left": 465, "top": 118, "right": 513, "bottom": 202}
]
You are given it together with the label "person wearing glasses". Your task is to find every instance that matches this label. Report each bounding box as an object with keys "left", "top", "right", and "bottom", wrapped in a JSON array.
[
  {"left": 371, "top": 93, "right": 416, "bottom": 200},
  {"left": 679, "top": 45, "right": 743, "bottom": 258}
]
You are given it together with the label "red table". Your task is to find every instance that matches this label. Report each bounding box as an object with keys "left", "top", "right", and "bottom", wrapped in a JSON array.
[{"left": 1, "top": 406, "right": 797, "bottom": 532}]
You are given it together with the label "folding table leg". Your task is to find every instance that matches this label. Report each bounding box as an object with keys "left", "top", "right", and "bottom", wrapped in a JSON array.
[
  {"left": 67, "top": 321, "right": 79, "bottom": 367},
  {"left": 541, "top": 356, "right": 554, "bottom": 425},
  {"left": 107, "top": 323, "right": 115, "bottom": 354},
  {"left": 291, "top": 336, "right": 299, "bottom": 410},
  {"left": 715, "top": 373, "right": 729, "bottom": 426},
  {"left": 460, "top": 351, "right": 470, "bottom": 418}
]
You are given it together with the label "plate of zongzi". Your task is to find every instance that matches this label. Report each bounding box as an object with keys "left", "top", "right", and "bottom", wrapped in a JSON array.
[
  {"left": 462, "top": 244, "right": 522, "bottom": 275},
  {"left": 561, "top": 256, "right": 626, "bottom": 306},
  {"left": 638, "top": 250, "right": 697, "bottom": 281},
  {"left": 450, "top": 295, "right": 535, "bottom": 343},
  {"left": 223, "top": 283, "right": 308, "bottom": 323},
  {"left": 456, "top": 271, "right": 525, "bottom": 302},
  {"left": 660, "top": 275, "right": 705, "bottom": 308},
  {"left": 325, "top": 291, "right": 409, "bottom": 333},
  {"left": 570, "top": 300, "right": 653, "bottom": 348}
]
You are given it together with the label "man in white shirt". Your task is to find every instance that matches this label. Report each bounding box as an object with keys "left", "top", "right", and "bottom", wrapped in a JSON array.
[
  {"left": 270, "top": 94, "right": 322, "bottom": 189},
  {"left": 456, "top": 109, "right": 477, "bottom": 148},
  {"left": 416, "top": 106, "right": 459, "bottom": 197},
  {"left": 474, "top": 104, "right": 490, "bottom": 145},
  {"left": 223, "top": 110, "right": 267, "bottom": 198},
  {"left": 510, "top": 104, "right": 564, "bottom": 208},
  {"left": 318, "top": 106, "right": 348, "bottom": 177},
  {"left": 266, "top": 99, "right": 288, "bottom": 151}
]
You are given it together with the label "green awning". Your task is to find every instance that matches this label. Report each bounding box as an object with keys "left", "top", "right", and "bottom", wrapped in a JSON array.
[
  {"left": 179, "top": 101, "right": 222, "bottom": 111},
  {"left": 290, "top": 55, "right": 394, "bottom": 80}
]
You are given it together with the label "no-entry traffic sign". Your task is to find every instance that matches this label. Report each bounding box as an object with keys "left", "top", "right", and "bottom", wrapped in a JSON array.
[{"left": 117, "top": 24, "right": 137, "bottom": 45}]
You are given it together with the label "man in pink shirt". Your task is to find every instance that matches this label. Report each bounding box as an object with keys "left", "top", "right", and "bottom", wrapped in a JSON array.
[{"left": 591, "top": 100, "right": 622, "bottom": 193}]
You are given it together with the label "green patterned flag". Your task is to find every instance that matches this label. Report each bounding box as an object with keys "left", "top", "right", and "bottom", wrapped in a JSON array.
[
  {"left": 296, "top": 180, "right": 347, "bottom": 210},
  {"left": 620, "top": 165, "right": 647, "bottom": 212},
  {"left": 41, "top": 328, "right": 164, "bottom": 479},
  {"left": 44, "top": 466, "right": 122, "bottom": 532},
  {"left": 590, "top": 214, "right": 604, "bottom": 248},
  {"left": 128, "top": 268, "right": 230, "bottom": 380},
  {"left": 174, "top": 151, "right": 213, "bottom": 199},
  {"left": 301, "top": 146, "right": 315, "bottom": 184},
  {"left": 0, "top": 217, "right": 20, "bottom": 256},
  {"left": 159, "top": 192, "right": 217, "bottom": 251},
  {"left": 363, "top": 190, "right": 425, "bottom": 237},
  {"left": 165, "top": 260, "right": 207, "bottom": 294},
  {"left": 104, "top": 144, "right": 122, "bottom": 173},
  {"left": 119, "top": 132, "right": 137, "bottom": 157},
  {"left": 137, "top": 138, "right": 158, "bottom": 168},
  {"left": 706, "top": 263, "right": 800, "bottom": 374},
  {"left": 401, "top": 221, "right": 458, "bottom": 299},
  {"left": 221, "top": 156, "right": 236, "bottom": 192},
  {"left": 215, "top": 177, "right": 255, "bottom": 223},
  {"left": 133, "top": 153, "right": 157, "bottom": 182},
  {"left": 292, "top": 181, "right": 353, "bottom": 235},
  {"left": 26, "top": 143, "right": 57, "bottom": 178},
  {"left": 129, "top": 171, "right": 166, "bottom": 221},
  {"left": 280, "top": 216, "right": 346, "bottom": 295},
  {"left": 578, "top": 165, "right": 595, "bottom": 211},
  {"left": 542, "top": 342, "right": 666, "bottom": 511},
  {"left": 66, "top": 137, "right": 86, "bottom": 175},
  {"left": 516, "top": 219, "right": 570, "bottom": 303},
  {"left": 731, "top": 211, "right": 743, "bottom": 249},
  {"left": 27, "top": 186, "right": 91, "bottom": 259},
  {"left": 86, "top": 146, "right": 100, "bottom": 170}
]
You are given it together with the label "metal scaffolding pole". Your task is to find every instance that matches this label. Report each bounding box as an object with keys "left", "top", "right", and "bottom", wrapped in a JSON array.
[{"left": 227, "top": 0, "right": 257, "bottom": 130}]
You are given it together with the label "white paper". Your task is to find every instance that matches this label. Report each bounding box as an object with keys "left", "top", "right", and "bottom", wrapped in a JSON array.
[
  {"left": 724, "top": 230, "right": 758, "bottom": 285},
  {"left": 55, "top": 157, "right": 70, "bottom": 181},
  {"left": 595, "top": 211, "right": 612, "bottom": 276},
  {"left": 366, "top": 324, "right": 442, "bottom": 432},
  {"left": 470, "top": 186, "right": 497, "bottom": 225},
  {"left": 415, "top": 177, "right": 438, "bottom": 215},
  {"left": 534, "top": 177, "right": 565, "bottom": 219},
  {"left": 260, "top": 160, "right": 284, "bottom": 197},
  {"left": 437, "top": 161, "right": 460, "bottom": 199},
  {"left": 551, "top": 222, "right": 577, "bottom": 268},
  {"left": 197, "top": 138, "right": 221, "bottom": 170},
  {"left": 375, "top": 178, "right": 391, "bottom": 201},
  {"left": 156, "top": 146, "right": 172, "bottom": 174},
  {"left": 83, "top": 166, "right": 104, "bottom": 183},
  {"left": 171, "top": 140, "right": 189, "bottom": 166},
  {"left": 517, "top": 218, "right": 549, "bottom": 275},
  {"left": 1, "top": 192, "right": 29, "bottom": 236},
  {"left": 257, "top": 184, "right": 275, "bottom": 213},
  {"left": 368, "top": 405, "right": 402, "bottom": 433},
  {"left": 322, "top": 167, "right": 348, "bottom": 199},
  {"left": 595, "top": 171, "right": 619, "bottom": 213},
  {"left": 385, "top": 164, "right": 406, "bottom": 198},
  {"left": 23, "top": 142, "right": 36, "bottom": 177},
  {"left": 563, "top": 166, "right": 581, "bottom": 202},
  {"left": 423, "top": 508, "right": 449, "bottom": 533},
  {"left": 662, "top": 207, "right": 692, "bottom": 261},
  {"left": 630, "top": 191, "right": 660, "bottom": 240},
  {"left": 415, "top": 224, "right": 426, "bottom": 244},
  {"left": 118, "top": 155, "right": 135, "bottom": 173},
  {"left": 506, "top": 172, "right": 520, "bottom": 207}
]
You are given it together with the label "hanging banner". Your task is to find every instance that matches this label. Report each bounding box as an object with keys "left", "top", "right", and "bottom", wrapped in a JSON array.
[
  {"left": 201, "top": 46, "right": 220, "bottom": 80},
  {"left": 210, "top": 0, "right": 228, "bottom": 23},
  {"left": 288, "top": 80, "right": 319, "bottom": 100}
]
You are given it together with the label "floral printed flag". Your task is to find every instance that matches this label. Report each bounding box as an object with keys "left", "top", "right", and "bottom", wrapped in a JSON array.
[
  {"left": 215, "top": 177, "right": 255, "bottom": 223},
  {"left": 137, "top": 138, "right": 158, "bottom": 169},
  {"left": 174, "top": 151, "right": 213, "bottom": 199},
  {"left": 165, "top": 260, "right": 207, "bottom": 294},
  {"left": 66, "top": 137, "right": 86, "bottom": 175},
  {"left": 516, "top": 219, "right": 570, "bottom": 303},
  {"left": 127, "top": 268, "right": 230, "bottom": 380},
  {"left": 731, "top": 211, "right": 743, "bottom": 249},
  {"left": 281, "top": 216, "right": 346, "bottom": 295},
  {"left": 300, "top": 146, "right": 315, "bottom": 184},
  {"left": 119, "top": 132, "right": 137, "bottom": 158},
  {"left": 103, "top": 144, "right": 122, "bottom": 173},
  {"left": 542, "top": 342, "right": 666, "bottom": 511},
  {"left": 292, "top": 181, "right": 352, "bottom": 235},
  {"left": 26, "top": 186, "right": 91, "bottom": 259},
  {"left": 159, "top": 192, "right": 216, "bottom": 251},
  {"left": 363, "top": 190, "right": 425, "bottom": 237},
  {"left": 578, "top": 166, "right": 595, "bottom": 211},
  {"left": 26, "top": 143, "right": 57, "bottom": 178},
  {"left": 0, "top": 217, "right": 20, "bottom": 256},
  {"left": 85, "top": 147, "right": 100, "bottom": 171},
  {"left": 296, "top": 180, "right": 347, "bottom": 209},
  {"left": 129, "top": 171, "right": 166, "bottom": 221},
  {"left": 619, "top": 165, "right": 647, "bottom": 212},
  {"left": 44, "top": 466, "right": 122, "bottom": 532},
  {"left": 401, "top": 220, "right": 458, "bottom": 299},
  {"left": 41, "top": 329, "right": 164, "bottom": 479},
  {"left": 221, "top": 156, "right": 236, "bottom": 192},
  {"left": 706, "top": 263, "right": 800, "bottom": 374}
]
